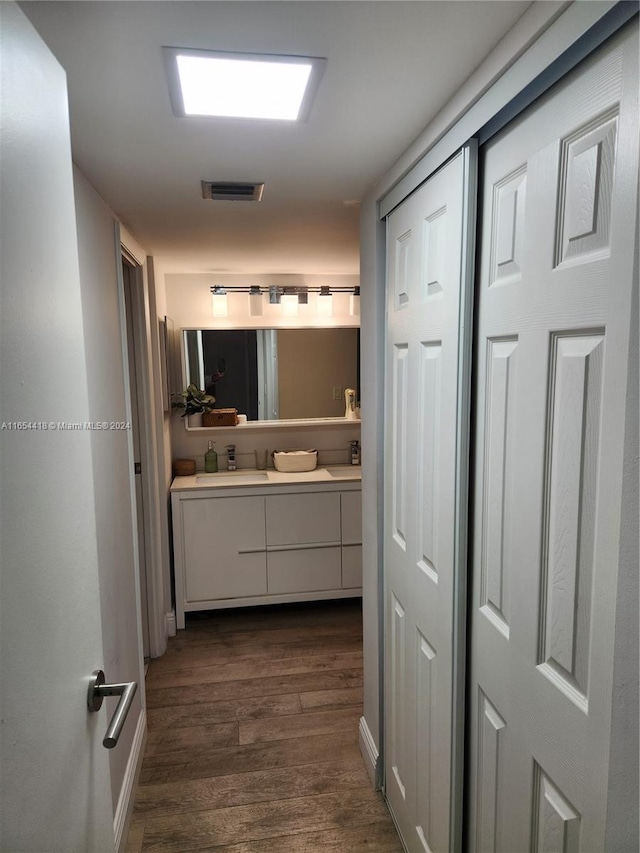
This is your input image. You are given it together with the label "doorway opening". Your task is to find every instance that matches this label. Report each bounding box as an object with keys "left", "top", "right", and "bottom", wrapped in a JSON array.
[{"left": 122, "top": 255, "right": 151, "bottom": 659}]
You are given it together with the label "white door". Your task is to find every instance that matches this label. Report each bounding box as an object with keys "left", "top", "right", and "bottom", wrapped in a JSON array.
[
  {"left": 0, "top": 5, "right": 115, "bottom": 849},
  {"left": 468, "top": 26, "right": 638, "bottom": 852},
  {"left": 384, "top": 147, "right": 475, "bottom": 853}
]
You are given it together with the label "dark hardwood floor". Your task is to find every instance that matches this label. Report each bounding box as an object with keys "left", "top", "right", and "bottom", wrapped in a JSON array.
[{"left": 126, "top": 599, "right": 402, "bottom": 852}]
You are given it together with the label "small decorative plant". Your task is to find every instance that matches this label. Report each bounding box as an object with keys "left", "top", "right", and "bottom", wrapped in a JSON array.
[{"left": 173, "top": 384, "right": 216, "bottom": 418}]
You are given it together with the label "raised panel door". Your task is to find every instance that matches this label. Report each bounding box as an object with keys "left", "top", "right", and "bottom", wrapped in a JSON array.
[
  {"left": 468, "top": 27, "right": 638, "bottom": 851},
  {"left": 384, "top": 146, "right": 476, "bottom": 852}
]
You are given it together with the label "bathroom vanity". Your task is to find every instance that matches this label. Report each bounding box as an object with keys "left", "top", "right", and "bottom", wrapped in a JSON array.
[{"left": 170, "top": 465, "right": 362, "bottom": 629}]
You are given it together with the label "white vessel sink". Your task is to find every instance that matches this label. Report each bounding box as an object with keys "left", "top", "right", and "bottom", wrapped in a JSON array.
[{"left": 196, "top": 473, "right": 269, "bottom": 484}]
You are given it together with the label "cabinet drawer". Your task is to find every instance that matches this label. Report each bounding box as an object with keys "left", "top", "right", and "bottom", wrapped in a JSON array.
[
  {"left": 186, "top": 553, "right": 267, "bottom": 602},
  {"left": 266, "top": 493, "right": 340, "bottom": 546},
  {"left": 342, "top": 544, "right": 362, "bottom": 589},
  {"left": 341, "top": 491, "right": 362, "bottom": 544},
  {"left": 182, "top": 496, "right": 267, "bottom": 602},
  {"left": 267, "top": 546, "right": 342, "bottom": 594}
]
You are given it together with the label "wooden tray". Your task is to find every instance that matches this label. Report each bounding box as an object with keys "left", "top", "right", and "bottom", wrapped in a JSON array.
[{"left": 202, "top": 408, "right": 238, "bottom": 427}]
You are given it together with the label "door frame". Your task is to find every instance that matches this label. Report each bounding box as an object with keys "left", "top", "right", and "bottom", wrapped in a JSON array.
[
  {"left": 359, "top": 0, "right": 639, "bottom": 846},
  {"left": 115, "top": 225, "right": 168, "bottom": 658},
  {"left": 122, "top": 256, "right": 151, "bottom": 658}
]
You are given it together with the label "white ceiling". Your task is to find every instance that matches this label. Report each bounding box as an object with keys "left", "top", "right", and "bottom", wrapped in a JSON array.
[{"left": 22, "top": 1, "right": 531, "bottom": 275}]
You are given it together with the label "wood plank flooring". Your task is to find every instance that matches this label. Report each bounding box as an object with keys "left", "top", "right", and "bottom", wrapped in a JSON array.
[{"left": 126, "top": 600, "right": 401, "bottom": 852}]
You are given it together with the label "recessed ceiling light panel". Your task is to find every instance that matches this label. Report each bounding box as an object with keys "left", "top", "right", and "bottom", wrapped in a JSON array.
[{"left": 164, "top": 48, "right": 326, "bottom": 122}]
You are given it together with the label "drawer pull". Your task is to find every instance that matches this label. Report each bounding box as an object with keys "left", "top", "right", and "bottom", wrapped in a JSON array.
[{"left": 267, "top": 541, "right": 341, "bottom": 553}]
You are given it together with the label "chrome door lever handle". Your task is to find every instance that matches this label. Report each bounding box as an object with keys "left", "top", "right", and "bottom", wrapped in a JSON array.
[{"left": 87, "top": 670, "right": 138, "bottom": 749}]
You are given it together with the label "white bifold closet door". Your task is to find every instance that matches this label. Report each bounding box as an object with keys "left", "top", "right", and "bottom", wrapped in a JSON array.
[
  {"left": 468, "top": 25, "right": 638, "bottom": 853},
  {"left": 384, "top": 146, "right": 475, "bottom": 853}
]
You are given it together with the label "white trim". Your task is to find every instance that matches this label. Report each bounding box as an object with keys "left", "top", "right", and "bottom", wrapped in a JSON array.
[
  {"left": 450, "top": 140, "right": 478, "bottom": 853},
  {"left": 165, "top": 610, "right": 176, "bottom": 638},
  {"left": 114, "top": 224, "right": 148, "bottom": 678},
  {"left": 115, "top": 227, "right": 168, "bottom": 660},
  {"left": 114, "top": 709, "right": 147, "bottom": 853},
  {"left": 120, "top": 225, "right": 146, "bottom": 268},
  {"left": 144, "top": 259, "right": 172, "bottom": 659},
  {"left": 358, "top": 715, "right": 380, "bottom": 789},
  {"left": 125, "top": 246, "right": 168, "bottom": 660}
]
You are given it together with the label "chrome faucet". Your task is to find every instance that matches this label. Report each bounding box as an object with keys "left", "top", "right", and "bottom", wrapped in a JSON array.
[
  {"left": 226, "top": 444, "right": 237, "bottom": 471},
  {"left": 350, "top": 440, "right": 360, "bottom": 466}
]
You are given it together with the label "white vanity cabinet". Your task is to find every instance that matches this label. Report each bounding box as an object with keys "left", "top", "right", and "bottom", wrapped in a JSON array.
[
  {"left": 171, "top": 477, "right": 362, "bottom": 629},
  {"left": 340, "top": 490, "right": 363, "bottom": 589},
  {"left": 266, "top": 493, "right": 342, "bottom": 594}
]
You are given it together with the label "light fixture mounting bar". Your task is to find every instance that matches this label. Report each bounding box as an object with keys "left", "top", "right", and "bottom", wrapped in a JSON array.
[{"left": 209, "top": 286, "right": 357, "bottom": 294}]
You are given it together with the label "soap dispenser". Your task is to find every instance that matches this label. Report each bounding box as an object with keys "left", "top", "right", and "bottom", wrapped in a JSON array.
[{"left": 204, "top": 440, "right": 218, "bottom": 473}]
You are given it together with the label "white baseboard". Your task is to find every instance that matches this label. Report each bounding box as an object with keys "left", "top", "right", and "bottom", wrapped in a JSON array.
[
  {"left": 359, "top": 715, "right": 381, "bottom": 790},
  {"left": 165, "top": 610, "right": 176, "bottom": 638},
  {"left": 114, "top": 709, "right": 147, "bottom": 852}
]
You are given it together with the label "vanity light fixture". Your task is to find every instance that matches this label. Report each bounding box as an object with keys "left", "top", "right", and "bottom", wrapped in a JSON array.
[
  {"left": 211, "top": 286, "right": 228, "bottom": 317},
  {"left": 317, "top": 285, "right": 333, "bottom": 317},
  {"left": 269, "top": 285, "right": 281, "bottom": 305},
  {"left": 280, "top": 288, "right": 299, "bottom": 317},
  {"left": 248, "top": 286, "right": 263, "bottom": 317},
  {"left": 211, "top": 283, "right": 356, "bottom": 318},
  {"left": 349, "top": 286, "right": 360, "bottom": 317},
  {"left": 164, "top": 48, "right": 326, "bottom": 122}
]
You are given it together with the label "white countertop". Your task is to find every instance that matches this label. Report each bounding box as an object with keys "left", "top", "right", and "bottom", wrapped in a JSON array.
[{"left": 171, "top": 464, "right": 362, "bottom": 491}]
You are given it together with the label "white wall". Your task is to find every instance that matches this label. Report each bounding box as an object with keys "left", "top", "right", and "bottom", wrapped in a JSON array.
[
  {"left": 73, "top": 166, "right": 144, "bottom": 813},
  {"left": 172, "top": 421, "right": 361, "bottom": 473}
]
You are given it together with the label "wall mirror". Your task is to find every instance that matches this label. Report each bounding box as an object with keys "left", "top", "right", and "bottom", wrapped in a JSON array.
[{"left": 183, "top": 328, "right": 360, "bottom": 421}]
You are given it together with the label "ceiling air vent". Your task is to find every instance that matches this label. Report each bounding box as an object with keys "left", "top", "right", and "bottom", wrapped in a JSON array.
[{"left": 201, "top": 181, "right": 264, "bottom": 201}]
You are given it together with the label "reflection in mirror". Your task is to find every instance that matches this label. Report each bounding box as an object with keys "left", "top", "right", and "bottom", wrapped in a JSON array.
[{"left": 184, "top": 328, "right": 359, "bottom": 421}]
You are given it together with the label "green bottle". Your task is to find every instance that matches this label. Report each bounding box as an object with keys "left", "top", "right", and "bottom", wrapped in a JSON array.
[{"left": 204, "top": 440, "right": 218, "bottom": 473}]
